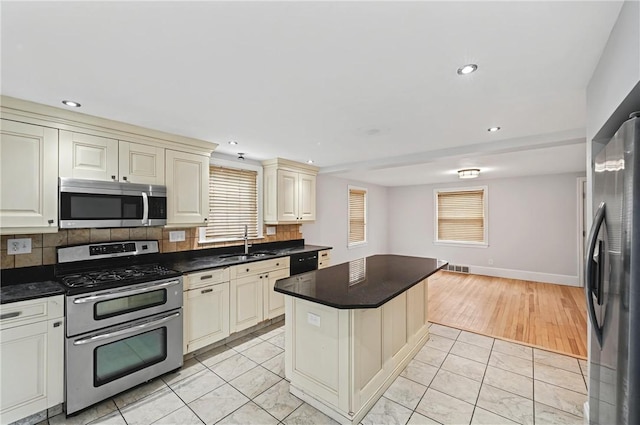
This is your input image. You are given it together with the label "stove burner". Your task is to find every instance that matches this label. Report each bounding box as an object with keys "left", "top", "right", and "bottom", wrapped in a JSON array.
[{"left": 61, "top": 264, "right": 175, "bottom": 288}]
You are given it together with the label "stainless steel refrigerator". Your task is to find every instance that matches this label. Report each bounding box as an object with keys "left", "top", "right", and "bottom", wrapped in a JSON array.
[{"left": 586, "top": 111, "right": 640, "bottom": 425}]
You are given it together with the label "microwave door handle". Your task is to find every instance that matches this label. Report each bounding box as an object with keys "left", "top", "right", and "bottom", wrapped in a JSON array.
[
  {"left": 142, "top": 192, "right": 149, "bottom": 225},
  {"left": 73, "top": 311, "right": 181, "bottom": 345}
]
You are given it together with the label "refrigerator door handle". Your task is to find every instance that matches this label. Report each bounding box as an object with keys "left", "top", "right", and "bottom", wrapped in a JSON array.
[{"left": 585, "top": 201, "right": 605, "bottom": 347}]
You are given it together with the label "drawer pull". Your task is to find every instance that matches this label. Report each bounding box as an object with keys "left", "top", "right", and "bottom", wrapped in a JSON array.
[
  {"left": 53, "top": 321, "right": 62, "bottom": 328},
  {"left": 201, "top": 288, "right": 213, "bottom": 294},
  {"left": 200, "top": 275, "right": 213, "bottom": 280},
  {"left": 322, "top": 253, "right": 328, "bottom": 257},
  {"left": 0, "top": 312, "right": 21, "bottom": 320},
  {"left": 246, "top": 268, "right": 250, "bottom": 272}
]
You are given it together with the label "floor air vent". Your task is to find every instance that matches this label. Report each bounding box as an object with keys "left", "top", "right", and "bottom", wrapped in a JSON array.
[{"left": 445, "top": 264, "right": 469, "bottom": 273}]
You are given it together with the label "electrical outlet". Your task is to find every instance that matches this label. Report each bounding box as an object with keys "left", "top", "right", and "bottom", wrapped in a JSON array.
[
  {"left": 169, "top": 231, "right": 185, "bottom": 242},
  {"left": 7, "top": 238, "right": 32, "bottom": 255},
  {"left": 266, "top": 226, "right": 276, "bottom": 236}
]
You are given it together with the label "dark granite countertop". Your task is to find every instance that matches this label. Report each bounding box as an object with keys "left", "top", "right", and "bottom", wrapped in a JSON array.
[
  {"left": 274, "top": 255, "right": 447, "bottom": 309},
  {"left": 168, "top": 244, "right": 331, "bottom": 273},
  {"left": 1, "top": 281, "right": 65, "bottom": 304}
]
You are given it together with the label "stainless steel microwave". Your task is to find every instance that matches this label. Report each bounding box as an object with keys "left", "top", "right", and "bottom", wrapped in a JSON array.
[{"left": 59, "top": 178, "right": 167, "bottom": 228}]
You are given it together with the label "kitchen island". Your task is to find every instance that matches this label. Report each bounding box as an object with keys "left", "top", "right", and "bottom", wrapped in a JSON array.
[{"left": 274, "top": 255, "right": 446, "bottom": 425}]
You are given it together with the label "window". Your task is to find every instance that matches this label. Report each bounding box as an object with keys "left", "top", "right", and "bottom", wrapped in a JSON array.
[
  {"left": 435, "top": 187, "right": 487, "bottom": 246},
  {"left": 200, "top": 158, "right": 263, "bottom": 242},
  {"left": 348, "top": 186, "right": 367, "bottom": 247}
]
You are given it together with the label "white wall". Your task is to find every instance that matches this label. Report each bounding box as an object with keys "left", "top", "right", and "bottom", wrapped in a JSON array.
[
  {"left": 387, "top": 173, "right": 584, "bottom": 285},
  {"left": 302, "top": 174, "right": 389, "bottom": 266}
]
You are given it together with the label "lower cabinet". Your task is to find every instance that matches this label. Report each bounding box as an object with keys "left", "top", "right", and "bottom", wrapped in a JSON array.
[
  {"left": 318, "top": 249, "right": 332, "bottom": 269},
  {"left": 183, "top": 269, "right": 230, "bottom": 354},
  {"left": 230, "top": 257, "right": 290, "bottom": 333},
  {"left": 0, "top": 296, "right": 64, "bottom": 425}
]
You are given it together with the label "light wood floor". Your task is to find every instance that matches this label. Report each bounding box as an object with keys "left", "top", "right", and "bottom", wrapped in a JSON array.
[{"left": 428, "top": 271, "right": 588, "bottom": 358}]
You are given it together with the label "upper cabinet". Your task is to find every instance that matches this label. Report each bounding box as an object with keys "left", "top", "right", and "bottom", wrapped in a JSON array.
[
  {"left": 1, "top": 96, "right": 217, "bottom": 232},
  {"left": 165, "top": 149, "right": 209, "bottom": 225},
  {"left": 0, "top": 120, "right": 59, "bottom": 234},
  {"left": 59, "top": 130, "right": 164, "bottom": 185},
  {"left": 262, "top": 158, "right": 318, "bottom": 224}
]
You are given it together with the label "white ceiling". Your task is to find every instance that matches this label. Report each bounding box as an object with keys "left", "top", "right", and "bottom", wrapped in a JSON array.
[{"left": 1, "top": 1, "right": 622, "bottom": 186}]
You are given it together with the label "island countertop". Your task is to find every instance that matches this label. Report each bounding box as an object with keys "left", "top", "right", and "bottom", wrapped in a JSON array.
[{"left": 274, "top": 254, "right": 446, "bottom": 309}]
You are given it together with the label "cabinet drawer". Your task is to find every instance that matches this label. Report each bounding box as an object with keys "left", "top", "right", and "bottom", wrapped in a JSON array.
[
  {"left": 0, "top": 296, "right": 64, "bottom": 330},
  {"left": 318, "top": 250, "right": 331, "bottom": 269},
  {"left": 231, "top": 257, "right": 290, "bottom": 279},
  {"left": 185, "top": 267, "right": 230, "bottom": 290}
]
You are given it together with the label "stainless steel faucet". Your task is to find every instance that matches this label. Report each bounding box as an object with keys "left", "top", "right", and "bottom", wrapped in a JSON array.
[{"left": 244, "top": 225, "right": 249, "bottom": 254}]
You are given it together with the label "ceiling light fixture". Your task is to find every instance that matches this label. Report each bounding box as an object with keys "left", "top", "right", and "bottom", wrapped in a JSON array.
[
  {"left": 62, "top": 100, "right": 81, "bottom": 107},
  {"left": 307, "top": 160, "right": 314, "bottom": 164},
  {"left": 488, "top": 126, "right": 501, "bottom": 132},
  {"left": 456, "top": 64, "right": 478, "bottom": 75},
  {"left": 458, "top": 168, "right": 480, "bottom": 179},
  {"left": 228, "top": 141, "right": 238, "bottom": 145}
]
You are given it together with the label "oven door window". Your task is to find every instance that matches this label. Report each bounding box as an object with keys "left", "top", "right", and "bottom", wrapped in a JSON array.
[
  {"left": 94, "top": 328, "right": 167, "bottom": 387},
  {"left": 60, "top": 193, "right": 143, "bottom": 220},
  {"left": 94, "top": 290, "right": 167, "bottom": 320}
]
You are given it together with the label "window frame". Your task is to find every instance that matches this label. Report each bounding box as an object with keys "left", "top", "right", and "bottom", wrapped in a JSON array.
[
  {"left": 348, "top": 185, "right": 368, "bottom": 248},
  {"left": 198, "top": 156, "right": 264, "bottom": 244},
  {"left": 433, "top": 186, "right": 489, "bottom": 248}
]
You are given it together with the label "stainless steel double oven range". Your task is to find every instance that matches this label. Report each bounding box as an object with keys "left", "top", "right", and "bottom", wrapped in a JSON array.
[{"left": 56, "top": 240, "right": 183, "bottom": 415}]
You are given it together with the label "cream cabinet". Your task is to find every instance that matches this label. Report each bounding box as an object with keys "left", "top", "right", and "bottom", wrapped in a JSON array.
[
  {"left": 0, "top": 296, "right": 64, "bottom": 425},
  {"left": 0, "top": 120, "right": 59, "bottom": 234},
  {"left": 183, "top": 268, "right": 230, "bottom": 354},
  {"left": 230, "top": 257, "right": 290, "bottom": 332},
  {"left": 262, "top": 158, "right": 318, "bottom": 224},
  {"left": 318, "top": 249, "right": 332, "bottom": 269},
  {"left": 284, "top": 279, "right": 429, "bottom": 425},
  {"left": 165, "top": 149, "right": 209, "bottom": 226},
  {"left": 59, "top": 130, "right": 164, "bottom": 184}
]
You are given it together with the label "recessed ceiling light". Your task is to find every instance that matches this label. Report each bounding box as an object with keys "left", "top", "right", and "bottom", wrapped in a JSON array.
[
  {"left": 488, "top": 126, "right": 501, "bottom": 132},
  {"left": 62, "top": 100, "right": 81, "bottom": 107},
  {"left": 307, "top": 160, "right": 314, "bottom": 164},
  {"left": 228, "top": 141, "right": 238, "bottom": 145},
  {"left": 456, "top": 64, "right": 478, "bottom": 75}
]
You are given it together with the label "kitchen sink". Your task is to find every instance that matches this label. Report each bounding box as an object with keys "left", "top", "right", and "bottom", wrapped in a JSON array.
[
  {"left": 219, "top": 254, "right": 251, "bottom": 261},
  {"left": 250, "top": 251, "right": 277, "bottom": 257}
]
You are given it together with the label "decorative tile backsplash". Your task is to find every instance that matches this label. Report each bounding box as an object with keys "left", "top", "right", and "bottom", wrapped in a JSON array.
[{"left": 1, "top": 224, "right": 302, "bottom": 269}]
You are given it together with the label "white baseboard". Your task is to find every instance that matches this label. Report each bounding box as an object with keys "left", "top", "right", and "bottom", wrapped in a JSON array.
[{"left": 468, "top": 265, "right": 581, "bottom": 287}]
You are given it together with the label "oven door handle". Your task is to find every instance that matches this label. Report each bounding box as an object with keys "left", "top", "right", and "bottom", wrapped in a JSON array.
[
  {"left": 72, "top": 279, "right": 181, "bottom": 304},
  {"left": 73, "top": 311, "right": 181, "bottom": 346},
  {"left": 141, "top": 192, "right": 149, "bottom": 225}
]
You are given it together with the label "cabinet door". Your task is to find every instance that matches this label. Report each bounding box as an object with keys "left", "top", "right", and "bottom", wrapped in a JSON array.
[
  {"left": 59, "top": 130, "right": 118, "bottom": 181},
  {"left": 184, "top": 282, "right": 230, "bottom": 354},
  {"left": 0, "top": 318, "right": 64, "bottom": 424},
  {"left": 230, "top": 275, "right": 263, "bottom": 333},
  {"left": 277, "top": 170, "right": 299, "bottom": 222},
  {"left": 118, "top": 141, "right": 165, "bottom": 185},
  {"left": 165, "top": 149, "right": 209, "bottom": 225},
  {"left": 264, "top": 268, "right": 289, "bottom": 319},
  {"left": 0, "top": 120, "right": 59, "bottom": 231},
  {"left": 298, "top": 172, "right": 316, "bottom": 221}
]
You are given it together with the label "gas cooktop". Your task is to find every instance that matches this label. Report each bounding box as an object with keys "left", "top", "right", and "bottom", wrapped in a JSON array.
[{"left": 56, "top": 240, "right": 181, "bottom": 295}]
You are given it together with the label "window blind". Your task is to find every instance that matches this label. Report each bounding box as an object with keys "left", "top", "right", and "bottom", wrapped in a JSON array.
[
  {"left": 437, "top": 189, "right": 485, "bottom": 243},
  {"left": 349, "top": 188, "right": 367, "bottom": 245},
  {"left": 206, "top": 166, "right": 258, "bottom": 240}
]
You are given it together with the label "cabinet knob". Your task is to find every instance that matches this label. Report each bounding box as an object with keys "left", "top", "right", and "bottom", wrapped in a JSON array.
[
  {"left": 48, "top": 219, "right": 54, "bottom": 224},
  {"left": 259, "top": 275, "right": 263, "bottom": 279},
  {"left": 265, "top": 274, "right": 269, "bottom": 278},
  {"left": 111, "top": 175, "right": 117, "bottom": 181},
  {"left": 276, "top": 263, "right": 279, "bottom": 266},
  {"left": 123, "top": 176, "right": 128, "bottom": 181},
  {"left": 203, "top": 218, "right": 208, "bottom": 222},
  {"left": 246, "top": 268, "right": 250, "bottom": 272},
  {"left": 53, "top": 321, "right": 62, "bottom": 327}
]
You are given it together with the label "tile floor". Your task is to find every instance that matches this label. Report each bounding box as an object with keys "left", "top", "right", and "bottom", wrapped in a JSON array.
[{"left": 42, "top": 322, "right": 588, "bottom": 425}]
